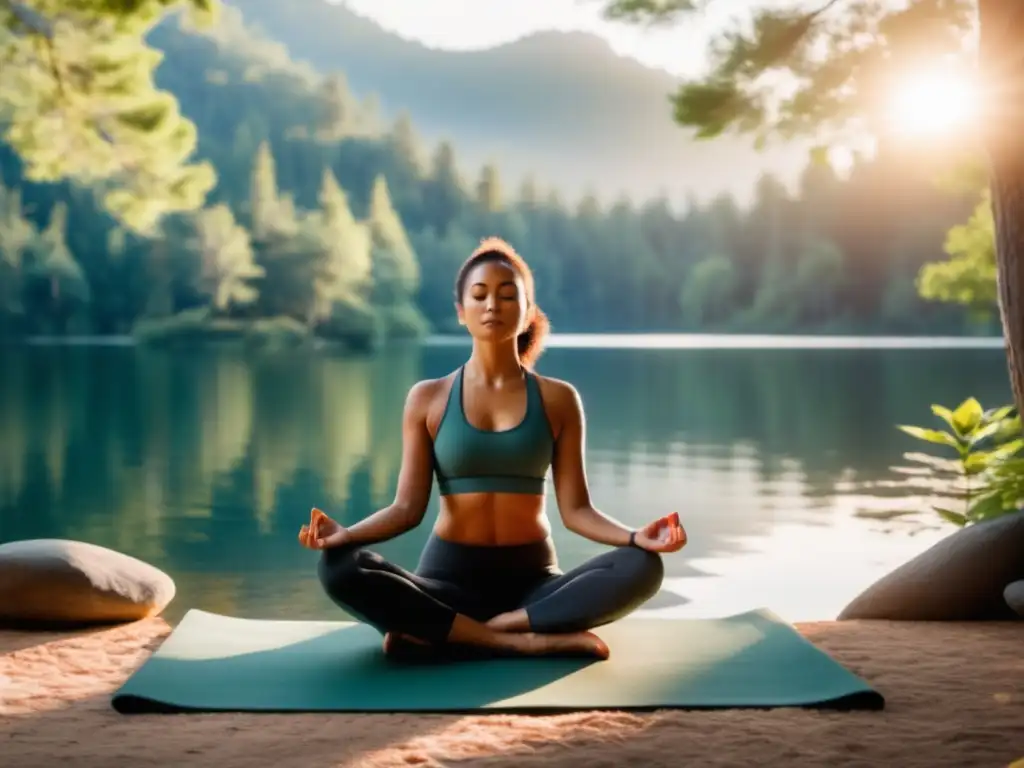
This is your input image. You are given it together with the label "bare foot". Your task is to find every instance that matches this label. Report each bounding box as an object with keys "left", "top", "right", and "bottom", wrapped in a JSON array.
[
  {"left": 519, "top": 631, "right": 610, "bottom": 659},
  {"left": 382, "top": 632, "right": 434, "bottom": 659}
]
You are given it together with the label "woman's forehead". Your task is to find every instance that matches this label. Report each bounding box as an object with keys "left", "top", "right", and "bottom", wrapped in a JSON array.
[{"left": 467, "top": 260, "right": 521, "bottom": 284}]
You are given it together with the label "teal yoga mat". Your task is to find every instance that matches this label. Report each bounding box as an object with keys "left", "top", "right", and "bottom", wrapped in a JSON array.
[{"left": 111, "top": 608, "right": 884, "bottom": 714}]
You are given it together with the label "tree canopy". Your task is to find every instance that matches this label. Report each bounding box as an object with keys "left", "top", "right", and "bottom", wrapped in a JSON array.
[
  {"left": 0, "top": 8, "right": 986, "bottom": 343},
  {"left": 599, "top": 0, "right": 978, "bottom": 148},
  {"left": 599, "top": 0, "right": 1001, "bottom": 317},
  {"left": 0, "top": 0, "right": 219, "bottom": 235}
]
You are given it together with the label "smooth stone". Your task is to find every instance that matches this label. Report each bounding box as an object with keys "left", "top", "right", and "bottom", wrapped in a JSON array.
[
  {"left": 1004, "top": 580, "right": 1024, "bottom": 618},
  {"left": 0, "top": 539, "right": 176, "bottom": 628},
  {"left": 838, "top": 510, "right": 1024, "bottom": 621}
]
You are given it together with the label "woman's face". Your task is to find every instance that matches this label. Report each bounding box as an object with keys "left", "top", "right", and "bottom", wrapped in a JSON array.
[{"left": 457, "top": 259, "right": 530, "bottom": 341}]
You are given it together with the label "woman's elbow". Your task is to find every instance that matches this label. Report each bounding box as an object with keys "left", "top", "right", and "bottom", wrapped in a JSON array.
[
  {"left": 558, "top": 504, "right": 589, "bottom": 532},
  {"left": 394, "top": 499, "right": 428, "bottom": 528}
]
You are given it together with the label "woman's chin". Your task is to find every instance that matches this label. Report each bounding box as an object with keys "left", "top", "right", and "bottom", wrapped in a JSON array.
[{"left": 473, "top": 323, "right": 516, "bottom": 341}]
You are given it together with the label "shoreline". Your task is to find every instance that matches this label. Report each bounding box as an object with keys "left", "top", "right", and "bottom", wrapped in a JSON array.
[
  {"left": 2, "top": 615, "right": 1021, "bottom": 767},
  {"left": 7, "top": 332, "right": 1009, "bottom": 351}
]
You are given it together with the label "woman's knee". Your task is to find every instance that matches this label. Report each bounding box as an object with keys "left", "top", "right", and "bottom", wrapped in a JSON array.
[
  {"left": 617, "top": 545, "right": 665, "bottom": 597},
  {"left": 317, "top": 545, "right": 370, "bottom": 601}
]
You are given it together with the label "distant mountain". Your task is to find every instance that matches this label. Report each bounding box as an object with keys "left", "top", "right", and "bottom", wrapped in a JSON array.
[{"left": 226, "top": 0, "right": 808, "bottom": 207}]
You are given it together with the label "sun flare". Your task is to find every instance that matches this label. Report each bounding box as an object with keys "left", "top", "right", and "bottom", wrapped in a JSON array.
[{"left": 887, "top": 71, "right": 978, "bottom": 138}]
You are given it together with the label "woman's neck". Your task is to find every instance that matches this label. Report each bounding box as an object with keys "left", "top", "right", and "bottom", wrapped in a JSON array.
[{"left": 466, "top": 341, "right": 523, "bottom": 385}]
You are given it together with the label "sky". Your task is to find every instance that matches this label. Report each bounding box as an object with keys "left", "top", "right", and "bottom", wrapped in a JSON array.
[{"left": 336, "top": 0, "right": 732, "bottom": 78}]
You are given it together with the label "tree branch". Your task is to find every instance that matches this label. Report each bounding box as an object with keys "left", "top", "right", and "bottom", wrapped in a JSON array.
[{"left": 1, "top": 0, "right": 53, "bottom": 37}]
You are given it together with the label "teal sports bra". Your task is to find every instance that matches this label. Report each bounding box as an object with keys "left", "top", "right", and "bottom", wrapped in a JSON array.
[{"left": 432, "top": 366, "right": 555, "bottom": 496}]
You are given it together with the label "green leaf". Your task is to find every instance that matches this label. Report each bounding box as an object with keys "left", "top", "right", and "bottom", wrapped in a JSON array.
[
  {"left": 930, "top": 404, "right": 957, "bottom": 431},
  {"left": 994, "top": 415, "right": 1023, "bottom": 442},
  {"left": 933, "top": 507, "right": 969, "bottom": 527},
  {"left": 966, "top": 492, "right": 1010, "bottom": 523},
  {"left": 987, "top": 438, "right": 1024, "bottom": 463},
  {"left": 964, "top": 451, "right": 992, "bottom": 475},
  {"left": 968, "top": 420, "right": 1003, "bottom": 446},
  {"left": 984, "top": 405, "right": 1015, "bottom": 422},
  {"left": 952, "top": 397, "right": 984, "bottom": 434},
  {"left": 897, "top": 425, "right": 960, "bottom": 449}
]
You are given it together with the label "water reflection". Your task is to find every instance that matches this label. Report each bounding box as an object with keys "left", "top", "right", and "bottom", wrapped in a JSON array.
[{"left": 0, "top": 342, "right": 1010, "bottom": 623}]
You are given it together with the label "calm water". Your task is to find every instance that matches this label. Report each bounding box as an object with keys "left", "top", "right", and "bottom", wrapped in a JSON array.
[{"left": 0, "top": 337, "right": 1011, "bottom": 624}]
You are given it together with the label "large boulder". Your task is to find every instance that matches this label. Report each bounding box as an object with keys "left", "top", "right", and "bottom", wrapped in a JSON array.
[
  {"left": 1005, "top": 580, "right": 1024, "bottom": 618},
  {"left": 0, "top": 539, "right": 176, "bottom": 627},
  {"left": 838, "top": 510, "right": 1024, "bottom": 621}
]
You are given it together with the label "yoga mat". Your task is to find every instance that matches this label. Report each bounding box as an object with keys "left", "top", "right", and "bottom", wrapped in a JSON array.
[{"left": 111, "top": 608, "right": 884, "bottom": 714}]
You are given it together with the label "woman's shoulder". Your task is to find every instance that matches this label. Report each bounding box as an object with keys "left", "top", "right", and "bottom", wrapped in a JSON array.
[
  {"left": 404, "top": 372, "right": 460, "bottom": 419},
  {"left": 533, "top": 372, "right": 583, "bottom": 412}
]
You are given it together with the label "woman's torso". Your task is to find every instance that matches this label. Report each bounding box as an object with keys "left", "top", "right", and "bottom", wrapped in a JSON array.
[{"left": 424, "top": 366, "right": 560, "bottom": 546}]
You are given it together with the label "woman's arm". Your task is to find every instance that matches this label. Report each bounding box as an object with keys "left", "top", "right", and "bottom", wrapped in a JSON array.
[
  {"left": 549, "top": 380, "right": 635, "bottom": 546},
  {"left": 340, "top": 380, "right": 437, "bottom": 545}
]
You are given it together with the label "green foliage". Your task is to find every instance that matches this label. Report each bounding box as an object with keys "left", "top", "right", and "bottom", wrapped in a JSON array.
[
  {"left": 601, "top": 0, "right": 995, "bottom": 325},
  {"left": 917, "top": 192, "right": 998, "bottom": 320},
  {"left": 599, "top": 1, "right": 704, "bottom": 25},
  {"left": 896, "top": 398, "right": 1024, "bottom": 527},
  {"left": 317, "top": 297, "right": 384, "bottom": 353},
  {"left": 0, "top": 6, "right": 994, "bottom": 342},
  {"left": 133, "top": 306, "right": 310, "bottom": 349},
  {"left": 187, "top": 203, "right": 262, "bottom": 312},
  {"left": 602, "top": 0, "right": 975, "bottom": 145},
  {"left": 0, "top": 180, "right": 35, "bottom": 327},
  {"left": 0, "top": 0, "right": 219, "bottom": 235},
  {"left": 679, "top": 254, "right": 735, "bottom": 325}
]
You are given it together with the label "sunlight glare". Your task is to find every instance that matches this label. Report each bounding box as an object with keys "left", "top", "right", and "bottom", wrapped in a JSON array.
[{"left": 887, "top": 71, "right": 978, "bottom": 138}]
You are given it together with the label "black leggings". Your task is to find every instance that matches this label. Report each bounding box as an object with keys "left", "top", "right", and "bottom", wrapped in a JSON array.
[{"left": 317, "top": 533, "right": 664, "bottom": 644}]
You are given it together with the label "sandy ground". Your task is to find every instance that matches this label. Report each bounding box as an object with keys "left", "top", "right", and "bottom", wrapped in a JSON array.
[{"left": 1, "top": 617, "right": 1022, "bottom": 768}]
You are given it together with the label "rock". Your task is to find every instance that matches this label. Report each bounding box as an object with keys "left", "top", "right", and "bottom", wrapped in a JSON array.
[
  {"left": 838, "top": 510, "right": 1024, "bottom": 621},
  {"left": 1005, "top": 580, "right": 1024, "bottom": 618},
  {"left": 0, "top": 539, "right": 176, "bottom": 627}
]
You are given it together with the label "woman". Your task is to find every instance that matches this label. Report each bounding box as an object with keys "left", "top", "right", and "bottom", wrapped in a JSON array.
[{"left": 299, "top": 237, "right": 687, "bottom": 660}]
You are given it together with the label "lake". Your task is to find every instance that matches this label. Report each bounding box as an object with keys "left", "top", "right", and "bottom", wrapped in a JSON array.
[{"left": 0, "top": 336, "right": 1012, "bottom": 625}]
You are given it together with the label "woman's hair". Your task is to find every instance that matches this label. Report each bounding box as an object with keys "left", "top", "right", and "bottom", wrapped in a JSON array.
[{"left": 454, "top": 237, "right": 551, "bottom": 369}]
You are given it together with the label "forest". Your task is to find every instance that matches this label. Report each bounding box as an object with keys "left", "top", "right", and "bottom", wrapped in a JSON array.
[{"left": 0, "top": 7, "right": 994, "bottom": 347}]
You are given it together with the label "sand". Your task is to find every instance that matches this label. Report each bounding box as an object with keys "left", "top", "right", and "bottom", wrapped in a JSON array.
[{"left": 2, "top": 617, "right": 1022, "bottom": 768}]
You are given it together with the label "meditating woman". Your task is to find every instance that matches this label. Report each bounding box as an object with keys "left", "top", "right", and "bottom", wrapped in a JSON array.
[{"left": 298, "top": 237, "right": 687, "bottom": 659}]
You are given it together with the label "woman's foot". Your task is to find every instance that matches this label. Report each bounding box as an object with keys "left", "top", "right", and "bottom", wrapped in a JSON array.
[
  {"left": 382, "top": 632, "right": 434, "bottom": 660},
  {"left": 483, "top": 613, "right": 609, "bottom": 658},
  {"left": 384, "top": 627, "right": 609, "bottom": 661},
  {"left": 518, "top": 630, "right": 610, "bottom": 659}
]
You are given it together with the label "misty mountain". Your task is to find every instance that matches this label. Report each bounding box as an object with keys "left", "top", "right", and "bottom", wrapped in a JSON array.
[{"left": 225, "top": 0, "right": 808, "bottom": 207}]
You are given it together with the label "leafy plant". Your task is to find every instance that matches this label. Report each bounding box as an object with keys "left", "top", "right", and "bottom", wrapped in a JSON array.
[{"left": 897, "top": 398, "right": 1024, "bottom": 527}]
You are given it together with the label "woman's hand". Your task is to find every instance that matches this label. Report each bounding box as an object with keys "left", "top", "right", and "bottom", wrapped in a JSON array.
[
  {"left": 298, "top": 507, "right": 350, "bottom": 550},
  {"left": 634, "top": 512, "right": 687, "bottom": 553}
]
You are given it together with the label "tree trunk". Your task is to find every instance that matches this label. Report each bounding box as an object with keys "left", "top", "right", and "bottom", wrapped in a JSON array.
[{"left": 978, "top": 0, "right": 1024, "bottom": 413}]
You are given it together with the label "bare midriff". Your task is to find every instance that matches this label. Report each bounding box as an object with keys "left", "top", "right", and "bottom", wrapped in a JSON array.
[{"left": 433, "top": 492, "right": 552, "bottom": 546}]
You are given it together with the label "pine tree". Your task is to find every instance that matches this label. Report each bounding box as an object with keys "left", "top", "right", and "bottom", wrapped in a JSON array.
[
  {"left": 423, "top": 142, "right": 464, "bottom": 237},
  {"left": 189, "top": 204, "right": 264, "bottom": 313},
  {"left": 317, "top": 167, "right": 372, "bottom": 302},
  {"left": 475, "top": 164, "right": 503, "bottom": 213},
  {"left": 369, "top": 174, "right": 420, "bottom": 304},
  {"left": 0, "top": 181, "right": 37, "bottom": 327},
  {"left": 24, "top": 202, "right": 91, "bottom": 332}
]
